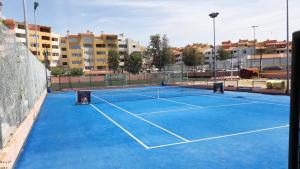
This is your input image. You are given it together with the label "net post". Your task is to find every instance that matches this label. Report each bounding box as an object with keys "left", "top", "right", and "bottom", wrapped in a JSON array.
[{"left": 288, "top": 31, "right": 300, "bottom": 169}]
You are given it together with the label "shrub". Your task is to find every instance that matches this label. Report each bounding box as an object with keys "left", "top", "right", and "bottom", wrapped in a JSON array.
[
  {"left": 70, "top": 68, "right": 83, "bottom": 76},
  {"left": 51, "top": 67, "right": 66, "bottom": 76},
  {"left": 266, "top": 80, "right": 286, "bottom": 90}
]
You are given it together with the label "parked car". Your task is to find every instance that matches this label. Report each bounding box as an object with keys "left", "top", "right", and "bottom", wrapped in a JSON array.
[{"left": 262, "top": 66, "right": 283, "bottom": 71}]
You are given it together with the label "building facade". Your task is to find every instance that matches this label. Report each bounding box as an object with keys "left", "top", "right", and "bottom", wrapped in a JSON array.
[
  {"left": 3, "top": 19, "right": 60, "bottom": 67},
  {"left": 59, "top": 32, "right": 118, "bottom": 73},
  {"left": 118, "top": 33, "right": 144, "bottom": 67}
]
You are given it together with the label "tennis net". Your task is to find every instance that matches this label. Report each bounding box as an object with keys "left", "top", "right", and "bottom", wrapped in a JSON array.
[{"left": 90, "top": 85, "right": 215, "bottom": 104}]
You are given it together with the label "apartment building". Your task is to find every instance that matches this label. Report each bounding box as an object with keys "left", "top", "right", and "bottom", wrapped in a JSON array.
[
  {"left": 118, "top": 33, "right": 144, "bottom": 67},
  {"left": 220, "top": 39, "right": 292, "bottom": 69},
  {"left": 59, "top": 32, "right": 118, "bottom": 72},
  {"left": 2, "top": 19, "right": 60, "bottom": 67}
]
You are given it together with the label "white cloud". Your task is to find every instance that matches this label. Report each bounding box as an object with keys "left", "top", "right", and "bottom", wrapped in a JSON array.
[{"left": 56, "top": 0, "right": 300, "bottom": 46}]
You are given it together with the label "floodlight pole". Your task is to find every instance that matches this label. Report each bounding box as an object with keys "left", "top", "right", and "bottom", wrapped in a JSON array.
[
  {"left": 22, "top": 0, "right": 30, "bottom": 55},
  {"left": 209, "top": 12, "right": 219, "bottom": 82},
  {"left": 286, "top": 0, "right": 290, "bottom": 95},
  {"left": 34, "top": 2, "right": 39, "bottom": 58},
  {"left": 251, "top": 26, "right": 258, "bottom": 68}
]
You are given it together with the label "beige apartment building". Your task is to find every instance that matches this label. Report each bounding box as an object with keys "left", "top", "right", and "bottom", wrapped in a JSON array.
[
  {"left": 3, "top": 19, "right": 60, "bottom": 67},
  {"left": 59, "top": 32, "right": 118, "bottom": 73}
]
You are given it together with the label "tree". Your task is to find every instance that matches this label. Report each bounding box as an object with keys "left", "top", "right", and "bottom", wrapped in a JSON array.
[
  {"left": 125, "top": 52, "right": 143, "bottom": 74},
  {"left": 182, "top": 46, "right": 204, "bottom": 66},
  {"left": 218, "top": 48, "right": 231, "bottom": 60},
  {"left": 108, "top": 50, "right": 120, "bottom": 73},
  {"left": 142, "top": 47, "right": 153, "bottom": 72},
  {"left": 70, "top": 68, "right": 83, "bottom": 76},
  {"left": 51, "top": 67, "right": 66, "bottom": 76},
  {"left": 161, "top": 34, "right": 172, "bottom": 66},
  {"left": 147, "top": 34, "right": 171, "bottom": 71}
]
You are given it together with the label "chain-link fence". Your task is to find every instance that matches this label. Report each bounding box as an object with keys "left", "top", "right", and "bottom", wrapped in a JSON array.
[{"left": 0, "top": 22, "right": 47, "bottom": 149}]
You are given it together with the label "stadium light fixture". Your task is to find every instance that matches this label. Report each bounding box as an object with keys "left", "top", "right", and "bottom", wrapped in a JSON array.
[{"left": 209, "top": 12, "right": 219, "bottom": 82}]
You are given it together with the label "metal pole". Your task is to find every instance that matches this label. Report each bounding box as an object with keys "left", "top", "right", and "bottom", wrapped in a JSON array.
[
  {"left": 231, "top": 53, "right": 233, "bottom": 78},
  {"left": 89, "top": 59, "right": 92, "bottom": 86},
  {"left": 286, "top": 0, "right": 290, "bottom": 95},
  {"left": 251, "top": 26, "right": 258, "bottom": 68},
  {"left": 22, "top": 0, "right": 30, "bottom": 54},
  {"left": 34, "top": 5, "right": 38, "bottom": 58},
  {"left": 213, "top": 18, "right": 216, "bottom": 82},
  {"left": 288, "top": 31, "right": 300, "bottom": 169}
]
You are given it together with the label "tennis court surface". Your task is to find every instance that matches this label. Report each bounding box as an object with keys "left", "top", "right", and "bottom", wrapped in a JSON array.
[{"left": 15, "top": 86, "right": 289, "bottom": 169}]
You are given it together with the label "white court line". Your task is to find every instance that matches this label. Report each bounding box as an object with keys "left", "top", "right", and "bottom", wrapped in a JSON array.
[
  {"left": 90, "top": 104, "right": 149, "bottom": 149},
  {"left": 136, "top": 102, "right": 259, "bottom": 116},
  {"left": 148, "top": 124, "right": 289, "bottom": 149},
  {"left": 137, "top": 93, "right": 203, "bottom": 108},
  {"left": 92, "top": 95, "right": 189, "bottom": 142}
]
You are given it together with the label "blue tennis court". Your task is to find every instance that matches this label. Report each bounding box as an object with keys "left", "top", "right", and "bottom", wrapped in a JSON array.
[{"left": 15, "top": 86, "right": 290, "bottom": 169}]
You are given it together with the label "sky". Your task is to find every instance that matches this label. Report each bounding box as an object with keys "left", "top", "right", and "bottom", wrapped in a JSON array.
[{"left": 2, "top": 0, "right": 300, "bottom": 47}]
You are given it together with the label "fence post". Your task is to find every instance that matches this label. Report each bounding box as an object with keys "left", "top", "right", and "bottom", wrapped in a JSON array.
[
  {"left": 288, "top": 30, "right": 300, "bottom": 169},
  {"left": 58, "top": 76, "right": 61, "bottom": 90}
]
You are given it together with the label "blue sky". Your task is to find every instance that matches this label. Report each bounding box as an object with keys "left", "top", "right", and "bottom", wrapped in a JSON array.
[{"left": 3, "top": 0, "right": 300, "bottom": 47}]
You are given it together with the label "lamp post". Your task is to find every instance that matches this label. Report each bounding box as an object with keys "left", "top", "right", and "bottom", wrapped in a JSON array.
[
  {"left": 209, "top": 12, "right": 219, "bottom": 82},
  {"left": 251, "top": 25, "right": 258, "bottom": 68},
  {"left": 22, "top": 0, "right": 29, "bottom": 53},
  {"left": 34, "top": 2, "right": 39, "bottom": 58},
  {"left": 286, "top": 0, "right": 290, "bottom": 95}
]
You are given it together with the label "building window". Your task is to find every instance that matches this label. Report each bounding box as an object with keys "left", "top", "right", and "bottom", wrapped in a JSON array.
[
  {"left": 62, "top": 48, "right": 67, "bottom": 51},
  {"left": 40, "top": 27, "right": 51, "bottom": 33},
  {"left": 42, "top": 44, "right": 51, "bottom": 48},
  {"left": 108, "top": 44, "right": 117, "bottom": 48},
  {"left": 133, "top": 45, "right": 136, "bottom": 48},
  {"left": 63, "top": 62, "right": 68, "bottom": 66},
  {"left": 62, "top": 55, "right": 67, "bottom": 58},
  {"left": 84, "top": 51, "right": 93, "bottom": 55},
  {"left": 69, "top": 38, "right": 78, "bottom": 43},
  {"left": 52, "top": 37, "right": 59, "bottom": 42},
  {"left": 97, "top": 66, "right": 105, "bottom": 70},
  {"left": 243, "top": 50, "right": 247, "bottom": 54},
  {"left": 52, "top": 45, "right": 59, "bottom": 49},
  {"left": 42, "top": 36, "right": 50, "bottom": 40},
  {"left": 97, "top": 58, "right": 106, "bottom": 63},
  {"left": 96, "top": 51, "right": 106, "bottom": 55},
  {"left": 52, "top": 53, "right": 59, "bottom": 56},
  {"left": 17, "top": 24, "right": 25, "bottom": 29},
  {"left": 72, "top": 53, "right": 82, "bottom": 57},
  {"left": 70, "top": 45, "right": 81, "bottom": 49},
  {"left": 61, "top": 39, "right": 66, "bottom": 43},
  {"left": 16, "top": 33, "right": 26, "bottom": 38},
  {"left": 83, "top": 37, "right": 93, "bottom": 44},
  {"left": 96, "top": 44, "right": 106, "bottom": 48},
  {"left": 72, "top": 61, "right": 82, "bottom": 64},
  {"left": 83, "top": 44, "right": 93, "bottom": 48},
  {"left": 119, "top": 44, "right": 127, "bottom": 48}
]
